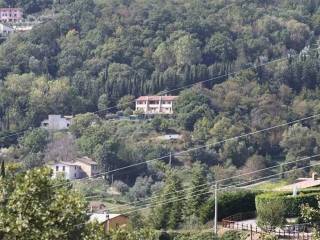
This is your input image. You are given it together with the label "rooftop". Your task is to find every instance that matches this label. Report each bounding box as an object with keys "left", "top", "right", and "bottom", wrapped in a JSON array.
[
  {"left": 89, "top": 213, "right": 124, "bottom": 224},
  {"left": 75, "top": 156, "right": 97, "bottom": 165},
  {"left": 278, "top": 177, "right": 320, "bottom": 191},
  {"left": 136, "top": 96, "right": 178, "bottom": 101}
]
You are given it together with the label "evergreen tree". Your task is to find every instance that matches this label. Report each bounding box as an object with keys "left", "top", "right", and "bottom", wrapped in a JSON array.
[
  {"left": 187, "top": 162, "right": 209, "bottom": 217},
  {"left": 150, "top": 170, "right": 185, "bottom": 229}
]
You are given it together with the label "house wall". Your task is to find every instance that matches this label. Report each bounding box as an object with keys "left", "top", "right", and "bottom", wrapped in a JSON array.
[
  {"left": 41, "top": 115, "right": 72, "bottom": 130},
  {"left": 136, "top": 100, "right": 174, "bottom": 114},
  {"left": 104, "top": 216, "right": 129, "bottom": 232},
  {"left": 74, "top": 161, "right": 98, "bottom": 178},
  {"left": 0, "top": 8, "right": 23, "bottom": 22},
  {"left": 50, "top": 163, "right": 80, "bottom": 180}
]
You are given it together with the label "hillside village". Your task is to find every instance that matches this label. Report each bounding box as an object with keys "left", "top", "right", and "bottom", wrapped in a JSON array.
[{"left": 2, "top": 0, "right": 320, "bottom": 239}]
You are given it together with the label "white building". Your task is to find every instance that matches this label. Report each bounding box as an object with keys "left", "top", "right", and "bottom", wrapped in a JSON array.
[
  {"left": 0, "top": 23, "right": 13, "bottom": 36},
  {"left": 135, "top": 96, "right": 178, "bottom": 115},
  {"left": 49, "top": 162, "right": 81, "bottom": 180},
  {"left": 41, "top": 115, "right": 73, "bottom": 130}
]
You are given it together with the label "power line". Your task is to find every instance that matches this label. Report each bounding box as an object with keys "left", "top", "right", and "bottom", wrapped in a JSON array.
[
  {"left": 120, "top": 162, "right": 320, "bottom": 215},
  {"left": 0, "top": 46, "right": 317, "bottom": 141},
  {"left": 104, "top": 153, "right": 320, "bottom": 213},
  {"left": 51, "top": 112, "right": 320, "bottom": 189}
]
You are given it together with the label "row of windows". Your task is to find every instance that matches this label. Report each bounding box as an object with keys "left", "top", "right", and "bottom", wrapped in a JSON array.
[
  {"left": 137, "top": 101, "right": 173, "bottom": 105},
  {"left": 1, "top": 14, "right": 18, "bottom": 17}
]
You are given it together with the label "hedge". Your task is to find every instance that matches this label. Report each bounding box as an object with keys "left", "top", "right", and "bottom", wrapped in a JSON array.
[
  {"left": 159, "top": 231, "right": 217, "bottom": 240},
  {"left": 256, "top": 192, "right": 319, "bottom": 218},
  {"left": 199, "top": 190, "right": 260, "bottom": 223}
]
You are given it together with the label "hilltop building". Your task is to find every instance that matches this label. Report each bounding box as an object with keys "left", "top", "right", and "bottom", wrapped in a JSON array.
[
  {"left": 135, "top": 96, "right": 178, "bottom": 114},
  {"left": 0, "top": 8, "right": 23, "bottom": 22},
  {"left": 48, "top": 157, "right": 98, "bottom": 180},
  {"left": 41, "top": 115, "right": 73, "bottom": 130}
]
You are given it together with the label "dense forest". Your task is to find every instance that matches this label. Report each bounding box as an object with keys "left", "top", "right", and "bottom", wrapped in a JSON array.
[{"left": 2, "top": 0, "right": 320, "bottom": 237}]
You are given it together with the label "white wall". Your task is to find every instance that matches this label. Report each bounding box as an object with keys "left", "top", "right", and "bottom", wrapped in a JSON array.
[{"left": 50, "top": 163, "right": 80, "bottom": 180}]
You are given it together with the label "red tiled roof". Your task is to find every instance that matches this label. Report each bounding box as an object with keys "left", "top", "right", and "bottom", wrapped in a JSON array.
[
  {"left": 278, "top": 178, "right": 320, "bottom": 191},
  {"left": 136, "top": 96, "right": 178, "bottom": 101}
]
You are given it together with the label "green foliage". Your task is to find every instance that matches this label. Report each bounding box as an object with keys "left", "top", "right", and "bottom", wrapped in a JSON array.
[
  {"left": 199, "top": 190, "right": 258, "bottom": 223},
  {"left": 256, "top": 194, "right": 286, "bottom": 230},
  {"left": 20, "top": 128, "right": 49, "bottom": 153},
  {"left": 168, "top": 231, "right": 217, "bottom": 240},
  {"left": 150, "top": 170, "right": 185, "bottom": 230},
  {"left": 220, "top": 230, "right": 244, "bottom": 240},
  {"left": 256, "top": 191, "right": 320, "bottom": 225},
  {"left": 187, "top": 162, "right": 209, "bottom": 217},
  {"left": 0, "top": 167, "right": 88, "bottom": 239}
]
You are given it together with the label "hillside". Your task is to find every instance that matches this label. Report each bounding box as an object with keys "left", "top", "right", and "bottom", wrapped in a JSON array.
[{"left": 1, "top": 0, "right": 320, "bottom": 238}]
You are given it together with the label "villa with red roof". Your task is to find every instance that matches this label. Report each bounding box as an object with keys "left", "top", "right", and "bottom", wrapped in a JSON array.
[{"left": 135, "top": 96, "right": 178, "bottom": 114}]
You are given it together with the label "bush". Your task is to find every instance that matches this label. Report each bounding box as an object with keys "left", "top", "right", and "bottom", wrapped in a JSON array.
[
  {"left": 199, "top": 190, "right": 259, "bottom": 223},
  {"left": 256, "top": 195, "right": 286, "bottom": 230},
  {"left": 256, "top": 192, "right": 319, "bottom": 218},
  {"left": 168, "top": 232, "right": 217, "bottom": 240},
  {"left": 220, "top": 230, "right": 245, "bottom": 240}
]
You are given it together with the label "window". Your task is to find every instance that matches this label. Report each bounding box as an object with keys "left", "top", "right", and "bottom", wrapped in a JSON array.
[
  {"left": 74, "top": 173, "right": 77, "bottom": 178},
  {"left": 74, "top": 166, "right": 77, "bottom": 170},
  {"left": 56, "top": 166, "right": 59, "bottom": 171},
  {"left": 63, "top": 166, "right": 65, "bottom": 171}
]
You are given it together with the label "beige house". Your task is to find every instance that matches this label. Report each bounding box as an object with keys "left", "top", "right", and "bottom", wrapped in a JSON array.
[
  {"left": 135, "top": 96, "right": 178, "bottom": 115},
  {"left": 89, "top": 213, "right": 129, "bottom": 232},
  {"left": 74, "top": 156, "right": 99, "bottom": 178},
  {"left": 49, "top": 156, "right": 98, "bottom": 180}
]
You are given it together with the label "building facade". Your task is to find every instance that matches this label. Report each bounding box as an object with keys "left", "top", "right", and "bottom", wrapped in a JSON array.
[
  {"left": 49, "top": 157, "right": 98, "bottom": 180},
  {"left": 0, "top": 23, "right": 13, "bottom": 36},
  {"left": 135, "top": 96, "right": 178, "bottom": 114},
  {"left": 89, "top": 213, "right": 129, "bottom": 232},
  {"left": 41, "top": 115, "right": 73, "bottom": 130},
  {"left": 74, "top": 156, "right": 99, "bottom": 178},
  {"left": 0, "top": 8, "right": 23, "bottom": 22},
  {"left": 49, "top": 162, "right": 81, "bottom": 180}
]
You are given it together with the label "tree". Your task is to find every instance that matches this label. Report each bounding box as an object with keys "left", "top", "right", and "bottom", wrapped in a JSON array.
[
  {"left": 69, "top": 113, "right": 101, "bottom": 138},
  {"left": 97, "top": 94, "right": 110, "bottom": 113},
  {"left": 173, "top": 34, "right": 202, "bottom": 66},
  {"left": 117, "top": 95, "right": 135, "bottom": 111},
  {"left": 257, "top": 196, "right": 286, "bottom": 231},
  {"left": 150, "top": 170, "right": 185, "bottom": 229},
  {"left": 241, "top": 154, "right": 267, "bottom": 180},
  {"left": 187, "top": 162, "right": 209, "bottom": 217},
  {"left": 0, "top": 167, "right": 88, "bottom": 239},
  {"left": 20, "top": 128, "right": 49, "bottom": 153},
  {"left": 280, "top": 124, "right": 318, "bottom": 168}
]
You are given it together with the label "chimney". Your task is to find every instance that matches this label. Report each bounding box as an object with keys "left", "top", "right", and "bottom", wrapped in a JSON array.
[{"left": 312, "top": 172, "right": 318, "bottom": 181}]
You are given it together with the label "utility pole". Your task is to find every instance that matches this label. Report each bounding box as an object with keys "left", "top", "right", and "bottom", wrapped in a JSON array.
[
  {"left": 169, "top": 152, "right": 172, "bottom": 167},
  {"left": 214, "top": 182, "right": 218, "bottom": 235}
]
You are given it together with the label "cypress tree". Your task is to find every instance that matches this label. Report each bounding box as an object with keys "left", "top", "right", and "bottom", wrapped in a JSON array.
[{"left": 0, "top": 160, "right": 5, "bottom": 178}]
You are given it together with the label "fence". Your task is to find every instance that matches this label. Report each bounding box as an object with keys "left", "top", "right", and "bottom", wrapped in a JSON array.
[{"left": 222, "top": 212, "right": 313, "bottom": 240}]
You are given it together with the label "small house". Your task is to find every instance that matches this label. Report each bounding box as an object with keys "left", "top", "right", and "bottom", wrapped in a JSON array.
[
  {"left": 89, "top": 213, "right": 129, "bottom": 232},
  {"left": 49, "top": 161, "right": 82, "bottom": 180},
  {"left": 41, "top": 115, "right": 73, "bottom": 130},
  {"left": 74, "top": 156, "right": 99, "bottom": 178}
]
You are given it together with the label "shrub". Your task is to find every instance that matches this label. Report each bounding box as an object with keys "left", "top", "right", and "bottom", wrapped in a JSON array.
[
  {"left": 256, "top": 195, "right": 286, "bottom": 230},
  {"left": 255, "top": 192, "right": 319, "bottom": 219},
  {"left": 220, "top": 230, "right": 245, "bottom": 240},
  {"left": 168, "top": 232, "right": 217, "bottom": 240},
  {"left": 199, "top": 190, "right": 259, "bottom": 223}
]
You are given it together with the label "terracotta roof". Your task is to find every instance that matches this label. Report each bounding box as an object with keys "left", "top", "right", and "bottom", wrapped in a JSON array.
[
  {"left": 136, "top": 96, "right": 178, "bottom": 101},
  {"left": 278, "top": 178, "right": 320, "bottom": 191},
  {"left": 75, "top": 156, "right": 97, "bottom": 165}
]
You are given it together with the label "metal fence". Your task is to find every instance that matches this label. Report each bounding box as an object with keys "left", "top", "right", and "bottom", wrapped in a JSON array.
[{"left": 222, "top": 212, "right": 313, "bottom": 240}]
